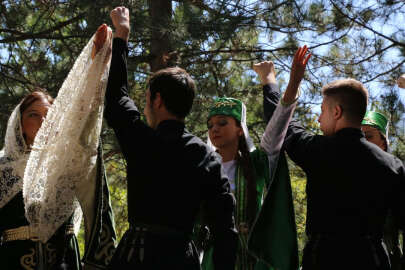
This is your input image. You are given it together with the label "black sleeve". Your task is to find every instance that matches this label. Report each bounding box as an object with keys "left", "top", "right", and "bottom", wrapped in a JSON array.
[
  {"left": 392, "top": 161, "right": 405, "bottom": 267},
  {"left": 263, "top": 83, "right": 281, "bottom": 123},
  {"left": 104, "top": 38, "right": 153, "bottom": 160},
  {"left": 262, "top": 82, "right": 321, "bottom": 169},
  {"left": 202, "top": 153, "right": 238, "bottom": 270},
  {"left": 396, "top": 162, "right": 405, "bottom": 231}
]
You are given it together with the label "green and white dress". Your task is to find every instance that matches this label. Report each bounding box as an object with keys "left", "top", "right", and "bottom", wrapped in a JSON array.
[
  {"left": 202, "top": 96, "right": 298, "bottom": 270},
  {"left": 201, "top": 149, "right": 271, "bottom": 270}
]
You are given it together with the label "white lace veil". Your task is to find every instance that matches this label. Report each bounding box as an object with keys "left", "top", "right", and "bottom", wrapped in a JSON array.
[
  {"left": 0, "top": 104, "right": 29, "bottom": 209},
  {"left": 23, "top": 27, "right": 112, "bottom": 243}
]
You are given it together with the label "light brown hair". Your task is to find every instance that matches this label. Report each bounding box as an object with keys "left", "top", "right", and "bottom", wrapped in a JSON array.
[
  {"left": 322, "top": 78, "right": 368, "bottom": 124},
  {"left": 20, "top": 88, "right": 54, "bottom": 115}
]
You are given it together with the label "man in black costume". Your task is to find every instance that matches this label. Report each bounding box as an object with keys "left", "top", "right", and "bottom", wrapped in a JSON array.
[
  {"left": 255, "top": 46, "right": 405, "bottom": 270},
  {"left": 104, "top": 7, "right": 237, "bottom": 270}
]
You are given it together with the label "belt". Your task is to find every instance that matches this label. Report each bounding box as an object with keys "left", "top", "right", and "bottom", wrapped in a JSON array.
[
  {"left": 122, "top": 223, "right": 189, "bottom": 263},
  {"left": 306, "top": 233, "right": 385, "bottom": 268},
  {"left": 1, "top": 225, "right": 74, "bottom": 243},
  {"left": 308, "top": 233, "right": 382, "bottom": 241},
  {"left": 130, "top": 223, "right": 189, "bottom": 239}
]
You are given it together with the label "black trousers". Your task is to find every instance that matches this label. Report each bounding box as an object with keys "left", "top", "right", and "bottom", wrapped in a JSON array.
[
  {"left": 109, "top": 228, "right": 200, "bottom": 270},
  {"left": 302, "top": 235, "right": 391, "bottom": 270}
]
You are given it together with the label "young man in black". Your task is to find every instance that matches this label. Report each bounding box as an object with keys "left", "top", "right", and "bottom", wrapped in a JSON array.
[
  {"left": 255, "top": 46, "right": 405, "bottom": 270},
  {"left": 105, "top": 7, "right": 237, "bottom": 270}
]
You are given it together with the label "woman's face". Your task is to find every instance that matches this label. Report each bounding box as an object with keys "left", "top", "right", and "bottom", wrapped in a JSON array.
[
  {"left": 208, "top": 115, "right": 243, "bottom": 149},
  {"left": 361, "top": 125, "right": 387, "bottom": 151},
  {"left": 21, "top": 98, "right": 51, "bottom": 147}
]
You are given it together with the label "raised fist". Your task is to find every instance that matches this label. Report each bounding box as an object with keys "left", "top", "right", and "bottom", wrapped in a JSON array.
[
  {"left": 253, "top": 61, "right": 276, "bottom": 85},
  {"left": 110, "top": 6, "right": 130, "bottom": 42}
]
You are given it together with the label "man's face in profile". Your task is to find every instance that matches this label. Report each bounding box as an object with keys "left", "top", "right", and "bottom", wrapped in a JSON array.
[
  {"left": 144, "top": 89, "right": 157, "bottom": 129},
  {"left": 318, "top": 97, "right": 337, "bottom": 136}
]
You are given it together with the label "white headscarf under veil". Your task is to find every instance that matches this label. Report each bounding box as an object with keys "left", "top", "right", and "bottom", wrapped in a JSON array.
[
  {"left": 0, "top": 104, "right": 29, "bottom": 210},
  {"left": 21, "top": 27, "right": 113, "bottom": 243}
]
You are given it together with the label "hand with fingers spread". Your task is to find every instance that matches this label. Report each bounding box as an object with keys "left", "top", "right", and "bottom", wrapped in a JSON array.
[
  {"left": 253, "top": 61, "right": 277, "bottom": 85},
  {"left": 110, "top": 6, "right": 130, "bottom": 42},
  {"left": 283, "top": 45, "right": 311, "bottom": 104}
]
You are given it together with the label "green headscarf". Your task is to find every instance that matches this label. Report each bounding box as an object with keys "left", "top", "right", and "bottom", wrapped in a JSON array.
[
  {"left": 207, "top": 97, "right": 255, "bottom": 152},
  {"left": 208, "top": 97, "right": 243, "bottom": 122},
  {"left": 362, "top": 111, "right": 389, "bottom": 138}
]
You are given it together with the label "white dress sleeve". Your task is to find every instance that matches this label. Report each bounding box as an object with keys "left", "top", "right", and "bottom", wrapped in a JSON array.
[{"left": 260, "top": 100, "right": 297, "bottom": 159}]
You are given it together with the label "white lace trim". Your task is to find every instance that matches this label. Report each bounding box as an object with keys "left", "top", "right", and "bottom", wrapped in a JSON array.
[
  {"left": 23, "top": 28, "right": 112, "bottom": 242},
  {"left": 0, "top": 104, "right": 29, "bottom": 209}
]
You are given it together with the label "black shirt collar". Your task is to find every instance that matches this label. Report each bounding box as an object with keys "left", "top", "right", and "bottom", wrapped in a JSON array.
[
  {"left": 156, "top": 120, "right": 185, "bottom": 137},
  {"left": 335, "top": 127, "right": 364, "bottom": 138}
]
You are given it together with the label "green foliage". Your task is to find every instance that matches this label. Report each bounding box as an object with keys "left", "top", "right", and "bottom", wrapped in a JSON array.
[{"left": 290, "top": 163, "right": 307, "bottom": 260}]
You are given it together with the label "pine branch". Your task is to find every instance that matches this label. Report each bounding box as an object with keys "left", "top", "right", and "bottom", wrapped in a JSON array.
[{"left": 0, "top": 12, "right": 86, "bottom": 43}]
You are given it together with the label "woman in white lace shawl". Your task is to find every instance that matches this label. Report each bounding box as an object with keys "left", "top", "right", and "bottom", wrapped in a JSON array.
[{"left": 0, "top": 24, "right": 116, "bottom": 270}]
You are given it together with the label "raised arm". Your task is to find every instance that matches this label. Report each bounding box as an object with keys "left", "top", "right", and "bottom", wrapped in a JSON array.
[
  {"left": 104, "top": 7, "right": 139, "bottom": 129},
  {"left": 104, "top": 7, "right": 153, "bottom": 160},
  {"left": 253, "top": 61, "right": 280, "bottom": 123},
  {"left": 259, "top": 46, "right": 318, "bottom": 169}
]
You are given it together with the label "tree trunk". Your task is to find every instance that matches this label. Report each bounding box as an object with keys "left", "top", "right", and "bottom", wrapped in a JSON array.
[{"left": 148, "top": 0, "right": 172, "bottom": 72}]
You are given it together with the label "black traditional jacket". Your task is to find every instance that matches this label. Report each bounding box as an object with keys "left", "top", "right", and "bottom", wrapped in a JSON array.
[
  {"left": 263, "top": 83, "right": 405, "bottom": 268},
  {"left": 104, "top": 38, "right": 238, "bottom": 269}
]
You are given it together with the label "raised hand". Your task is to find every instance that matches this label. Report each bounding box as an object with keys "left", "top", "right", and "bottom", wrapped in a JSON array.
[
  {"left": 283, "top": 45, "right": 311, "bottom": 103},
  {"left": 110, "top": 6, "right": 130, "bottom": 42},
  {"left": 397, "top": 74, "right": 405, "bottom": 89},
  {"left": 253, "top": 61, "right": 277, "bottom": 85},
  {"left": 289, "top": 45, "right": 311, "bottom": 89},
  {"left": 91, "top": 24, "right": 109, "bottom": 60}
]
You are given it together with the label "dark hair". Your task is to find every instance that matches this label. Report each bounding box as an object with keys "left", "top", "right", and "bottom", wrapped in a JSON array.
[
  {"left": 20, "top": 88, "right": 54, "bottom": 115},
  {"left": 236, "top": 125, "right": 257, "bottom": 226},
  {"left": 322, "top": 78, "right": 368, "bottom": 124},
  {"left": 148, "top": 67, "right": 196, "bottom": 119}
]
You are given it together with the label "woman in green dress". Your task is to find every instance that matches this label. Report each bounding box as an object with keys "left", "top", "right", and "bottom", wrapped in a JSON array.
[
  {"left": 0, "top": 24, "right": 116, "bottom": 270},
  {"left": 205, "top": 97, "right": 269, "bottom": 270},
  {"left": 201, "top": 96, "right": 298, "bottom": 270}
]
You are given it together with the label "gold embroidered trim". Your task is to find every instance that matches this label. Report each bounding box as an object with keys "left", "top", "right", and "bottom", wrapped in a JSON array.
[
  {"left": 213, "top": 100, "right": 237, "bottom": 108},
  {"left": 20, "top": 248, "right": 36, "bottom": 270},
  {"left": 2, "top": 225, "right": 74, "bottom": 242}
]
